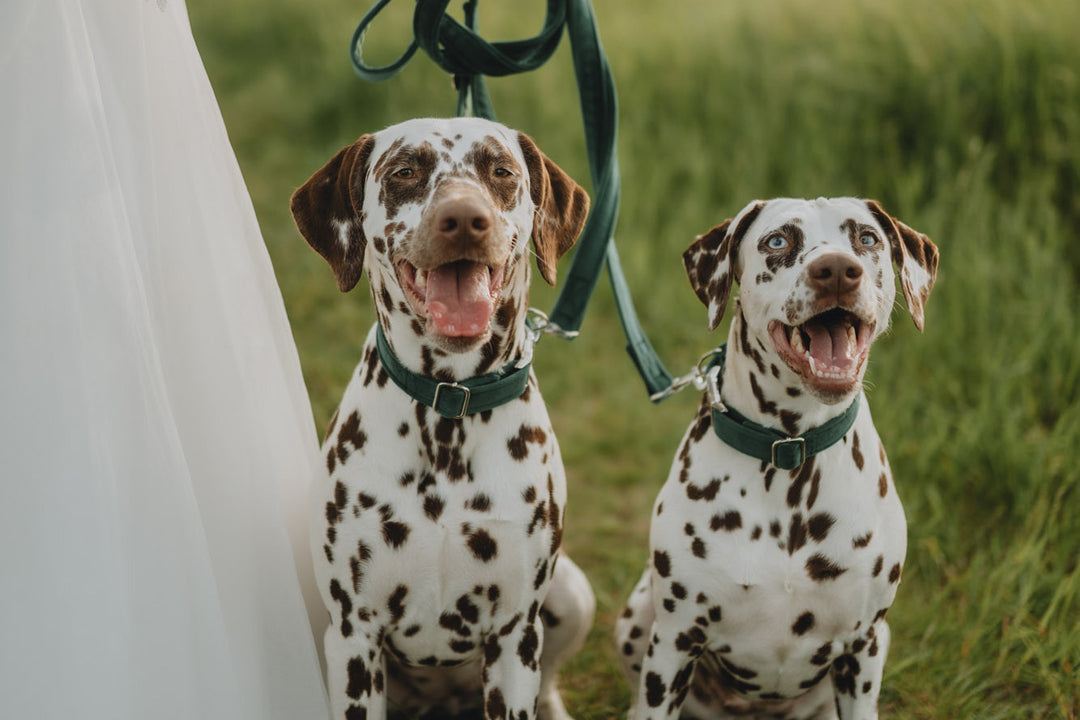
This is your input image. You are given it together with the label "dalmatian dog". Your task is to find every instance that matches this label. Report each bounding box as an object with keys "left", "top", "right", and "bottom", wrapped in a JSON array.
[
  {"left": 615, "top": 198, "right": 938, "bottom": 719},
  {"left": 290, "top": 118, "right": 596, "bottom": 720}
]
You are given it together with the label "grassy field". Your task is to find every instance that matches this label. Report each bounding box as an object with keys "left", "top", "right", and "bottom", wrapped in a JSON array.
[{"left": 189, "top": 0, "right": 1079, "bottom": 717}]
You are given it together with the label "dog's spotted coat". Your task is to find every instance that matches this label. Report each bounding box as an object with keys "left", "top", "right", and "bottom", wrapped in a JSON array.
[
  {"left": 615, "top": 198, "right": 938, "bottom": 720},
  {"left": 292, "top": 118, "right": 595, "bottom": 720}
]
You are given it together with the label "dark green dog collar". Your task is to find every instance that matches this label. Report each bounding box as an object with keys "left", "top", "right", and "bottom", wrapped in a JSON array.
[
  {"left": 375, "top": 325, "right": 531, "bottom": 419},
  {"left": 706, "top": 345, "right": 860, "bottom": 471}
]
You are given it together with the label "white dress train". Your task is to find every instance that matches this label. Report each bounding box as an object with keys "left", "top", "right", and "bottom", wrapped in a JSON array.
[{"left": 0, "top": 1, "right": 329, "bottom": 718}]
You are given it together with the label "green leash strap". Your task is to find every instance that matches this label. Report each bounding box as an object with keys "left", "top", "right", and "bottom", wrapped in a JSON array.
[
  {"left": 375, "top": 325, "right": 531, "bottom": 418},
  {"left": 350, "top": 0, "right": 675, "bottom": 400},
  {"left": 605, "top": 243, "right": 675, "bottom": 398},
  {"left": 705, "top": 346, "right": 861, "bottom": 470}
]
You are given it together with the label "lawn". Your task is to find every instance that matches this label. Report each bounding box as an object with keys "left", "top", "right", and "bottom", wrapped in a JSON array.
[{"left": 189, "top": 0, "right": 1079, "bottom": 717}]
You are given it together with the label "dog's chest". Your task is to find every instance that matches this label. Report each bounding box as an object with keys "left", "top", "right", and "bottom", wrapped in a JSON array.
[
  {"left": 317, "top": 349, "right": 564, "bottom": 660},
  {"left": 651, "top": 410, "right": 906, "bottom": 685}
]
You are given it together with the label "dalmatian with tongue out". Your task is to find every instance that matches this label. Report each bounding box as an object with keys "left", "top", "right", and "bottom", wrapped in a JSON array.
[
  {"left": 290, "top": 118, "right": 596, "bottom": 720},
  {"left": 615, "top": 197, "right": 938, "bottom": 720}
]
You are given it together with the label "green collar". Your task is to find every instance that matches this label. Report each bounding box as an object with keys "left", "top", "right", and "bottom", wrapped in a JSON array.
[
  {"left": 375, "top": 324, "right": 531, "bottom": 419},
  {"left": 705, "top": 345, "right": 860, "bottom": 471}
]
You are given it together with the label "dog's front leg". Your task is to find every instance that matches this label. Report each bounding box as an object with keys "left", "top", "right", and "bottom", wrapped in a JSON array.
[
  {"left": 325, "top": 628, "right": 387, "bottom": 720},
  {"left": 831, "top": 619, "right": 891, "bottom": 720},
  {"left": 631, "top": 622, "right": 698, "bottom": 720},
  {"left": 483, "top": 609, "right": 545, "bottom": 720},
  {"left": 537, "top": 555, "right": 596, "bottom": 720}
]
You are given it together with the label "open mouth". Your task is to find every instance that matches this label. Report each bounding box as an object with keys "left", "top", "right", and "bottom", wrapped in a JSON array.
[
  {"left": 396, "top": 259, "right": 507, "bottom": 339},
  {"left": 768, "top": 308, "right": 875, "bottom": 396}
]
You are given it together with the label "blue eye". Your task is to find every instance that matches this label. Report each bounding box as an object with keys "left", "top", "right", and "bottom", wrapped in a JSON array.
[
  {"left": 860, "top": 232, "right": 878, "bottom": 247},
  {"left": 766, "top": 234, "right": 788, "bottom": 250}
]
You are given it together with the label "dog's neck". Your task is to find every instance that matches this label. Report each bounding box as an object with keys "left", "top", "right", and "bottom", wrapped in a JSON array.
[
  {"left": 719, "top": 304, "right": 861, "bottom": 438},
  {"left": 371, "top": 260, "right": 531, "bottom": 382}
]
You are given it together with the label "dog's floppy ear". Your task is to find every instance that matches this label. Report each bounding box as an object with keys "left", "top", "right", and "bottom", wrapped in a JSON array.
[
  {"left": 865, "top": 199, "right": 939, "bottom": 331},
  {"left": 683, "top": 200, "right": 767, "bottom": 331},
  {"left": 290, "top": 135, "right": 376, "bottom": 292},
  {"left": 517, "top": 132, "right": 590, "bottom": 286}
]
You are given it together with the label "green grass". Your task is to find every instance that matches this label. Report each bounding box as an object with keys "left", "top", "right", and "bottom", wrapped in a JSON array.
[{"left": 189, "top": 0, "right": 1079, "bottom": 716}]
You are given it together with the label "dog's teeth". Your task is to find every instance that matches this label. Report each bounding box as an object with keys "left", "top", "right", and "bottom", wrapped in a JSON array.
[
  {"left": 847, "top": 326, "right": 857, "bottom": 358},
  {"left": 807, "top": 355, "right": 817, "bottom": 375},
  {"left": 416, "top": 271, "right": 427, "bottom": 289},
  {"left": 791, "top": 328, "right": 806, "bottom": 355}
]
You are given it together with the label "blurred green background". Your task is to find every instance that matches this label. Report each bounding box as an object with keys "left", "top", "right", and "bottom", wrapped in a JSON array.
[{"left": 189, "top": 0, "right": 1079, "bottom": 716}]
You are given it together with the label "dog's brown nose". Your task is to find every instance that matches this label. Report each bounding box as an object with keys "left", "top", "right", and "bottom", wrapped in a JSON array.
[
  {"left": 807, "top": 253, "right": 863, "bottom": 298},
  {"left": 435, "top": 197, "right": 493, "bottom": 244}
]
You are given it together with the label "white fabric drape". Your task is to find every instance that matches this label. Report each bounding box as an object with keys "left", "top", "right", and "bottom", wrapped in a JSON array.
[{"left": 0, "top": 1, "right": 329, "bottom": 717}]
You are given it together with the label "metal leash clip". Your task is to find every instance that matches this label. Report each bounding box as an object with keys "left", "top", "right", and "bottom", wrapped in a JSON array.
[
  {"left": 648, "top": 369, "right": 698, "bottom": 402},
  {"left": 528, "top": 307, "right": 580, "bottom": 341},
  {"left": 648, "top": 347, "right": 726, "bottom": 403},
  {"left": 519, "top": 308, "right": 581, "bottom": 368},
  {"left": 705, "top": 365, "right": 726, "bottom": 413},
  {"left": 698, "top": 347, "right": 727, "bottom": 413},
  {"left": 517, "top": 308, "right": 547, "bottom": 368}
]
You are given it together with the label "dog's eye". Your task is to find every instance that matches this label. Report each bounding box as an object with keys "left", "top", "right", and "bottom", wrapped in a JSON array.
[
  {"left": 393, "top": 167, "right": 414, "bottom": 179},
  {"left": 493, "top": 167, "right": 513, "bottom": 178},
  {"left": 765, "top": 233, "right": 788, "bottom": 250},
  {"left": 859, "top": 232, "right": 878, "bottom": 247}
]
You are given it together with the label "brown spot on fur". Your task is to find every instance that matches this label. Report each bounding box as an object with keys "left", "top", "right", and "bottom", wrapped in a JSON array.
[
  {"left": 653, "top": 550, "right": 672, "bottom": 578},
  {"left": 787, "top": 513, "right": 808, "bottom": 555},
  {"left": 808, "top": 512, "right": 836, "bottom": 542},
  {"left": 780, "top": 410, "right": 801, "bottom": 436},
  {"left": 382, "top": 519, "right": 410, "bottom": 548},
  {"left": 329, "top": 579, "right": 353, "bottom": 637},
  {"left": 787, "top": 458, "right": 817, "bottom": 508},
  {"left": 686, "top": 478, "right": 721, "bottom": 501},
  {"left": 889, "top": 563, "right": 902, "bottom": 584},
  {"left": 507, "top": 424, "right": 547, "bottom": 460},
  {"left": 387, "top": 584, "right": 408, "bottom": 623},
  {"left": 691, "top": 537, "right": 707, "bottom": 558},
  {"left": 750, "top": 372, "right": 777, "bottom": 416},
  {"left": 486, "top": 688, "right": 507, "bottom": 720},
  {"left": 806, "top": 554, "right": 847, "bottom": 581},
  {"left": 710, "top": 511, "right": 743, "bottom": 532},
  {"left": 424, "top": 495, "right": 444, "bottom": 521},
  {"left": 792, "top": 611, "right": 815, "bottom": 635},
  {"left": 465, "top": 526, "right": 498, "bottom": 562},
  {"left": 852, "top": 431, "right": 865, "bottom": 470}
]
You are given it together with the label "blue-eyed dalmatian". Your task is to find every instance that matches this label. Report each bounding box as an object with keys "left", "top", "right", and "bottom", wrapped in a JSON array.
[
  {"left": 615, "top": 198, "right": 939, "bottom": 720},
  {"left": 291, "top": 118, "right": 596, "bottom": 720}
]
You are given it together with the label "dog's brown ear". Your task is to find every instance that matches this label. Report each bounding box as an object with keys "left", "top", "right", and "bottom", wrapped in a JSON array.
[
  {"left": 683, "top": 200, "right": 767, "bottom": 331},
  {"left": 290, "top": 135, "right": 376, "bottom": 292},
  {"left": 683, "top": 221, "right": 732, "bottom": 331},
  {"left": 517, "top": 132, "right": 590, "bottom": 286},
  {"left": 865, "top": 199, "right": 939, "bottom": 331}
]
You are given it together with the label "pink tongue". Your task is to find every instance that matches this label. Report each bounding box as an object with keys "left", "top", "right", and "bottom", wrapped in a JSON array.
[
  {"left": 803, "top": 319, "right": 855, "bottom": 370},
  {"left": 425, "top": 261, "right": 494, "bottom": 337}
]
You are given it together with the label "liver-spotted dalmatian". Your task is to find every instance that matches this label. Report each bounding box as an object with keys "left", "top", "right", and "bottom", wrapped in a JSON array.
[
  {"left": 615, "top": 198, "right": 938, "bottom": 720},
  {"left": 291, "top": 118, "right": 595, "bottom": 720}
]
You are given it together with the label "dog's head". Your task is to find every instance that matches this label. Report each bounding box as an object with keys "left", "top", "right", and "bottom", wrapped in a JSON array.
[
  {"left": 683, "top": 197, "right": 938, "bottom": 403},
  {"left": 291, "top": 118, "right": 589, "bottom": 352}
]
